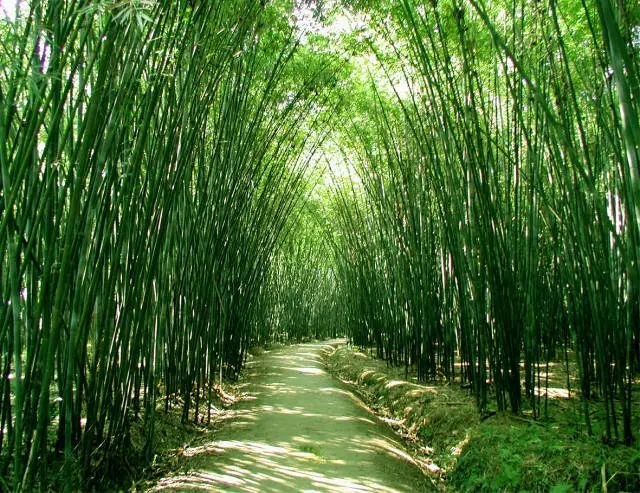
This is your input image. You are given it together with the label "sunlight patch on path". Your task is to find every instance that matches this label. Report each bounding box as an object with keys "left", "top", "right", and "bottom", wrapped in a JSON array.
[{"left": 150, "top": 343, "right": 432, "bottom": 492}]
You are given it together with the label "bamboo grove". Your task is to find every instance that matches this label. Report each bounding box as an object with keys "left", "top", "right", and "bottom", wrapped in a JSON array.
[
  {"left": 333, "top": 0, "right": 639, "bottom": 446},
  {"left": 254, "top": 196, "right": 341, "bottom": 345},
  {"left": 0, "top": 0, "right": 338, "bottom": 489},
  {"left": 1, "top": 0, "right": 640, "bottom": 489}
]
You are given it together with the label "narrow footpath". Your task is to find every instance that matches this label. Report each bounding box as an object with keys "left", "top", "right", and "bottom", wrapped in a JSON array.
[{"left": 151, "top": 342, "right": 432, "bottom": 492}]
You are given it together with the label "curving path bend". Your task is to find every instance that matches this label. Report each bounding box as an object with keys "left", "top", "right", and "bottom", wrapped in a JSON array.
[{"left": 151, "top": 342, "right": 432, "bottom": 492}]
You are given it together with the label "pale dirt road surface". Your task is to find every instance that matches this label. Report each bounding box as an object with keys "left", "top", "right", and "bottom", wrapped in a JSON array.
[{"left": 150, "top": 342, "right": 432, "bottom": 492}]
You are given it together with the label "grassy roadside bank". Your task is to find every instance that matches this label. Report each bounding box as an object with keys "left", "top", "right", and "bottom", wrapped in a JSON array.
[
  {"left": 122, "top": 383, "right": 241, "bottom": 492},
  {"left": 322, "top": 344, "right": 640, "bottom": 492}
]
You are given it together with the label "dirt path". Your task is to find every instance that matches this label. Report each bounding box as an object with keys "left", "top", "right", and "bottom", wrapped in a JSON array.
[{"left": 152, "top": 342, "right": 432, "bottom": 492}]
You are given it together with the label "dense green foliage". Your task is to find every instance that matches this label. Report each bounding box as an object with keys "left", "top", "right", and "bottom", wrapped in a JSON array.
[
  {"left": 0, "top": 0, "right": 335, "bottom": 489},
  {"left": 1, "top": 0, "right": 639, "bottom": 490},
  {"left": 255, "top": 195, "right": 341, "bottom": 344},
  {"left": 331, "top": 0, "right": 640, "bottom": 446}
]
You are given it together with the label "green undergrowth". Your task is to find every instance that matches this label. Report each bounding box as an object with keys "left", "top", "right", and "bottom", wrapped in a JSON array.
[
  {"left": 323, "top": 344, "right": 640, "bottom": 492},
  {"left": 123, "top": 383, "right": 242, "bottom": 492}
]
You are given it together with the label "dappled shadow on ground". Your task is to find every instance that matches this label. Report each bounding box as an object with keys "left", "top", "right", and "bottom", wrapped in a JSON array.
[{"left": 150, "top": 343, "right": 432, "bottom": 492}]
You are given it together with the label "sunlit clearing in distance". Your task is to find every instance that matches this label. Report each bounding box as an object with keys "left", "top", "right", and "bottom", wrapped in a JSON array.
[
  {"left": 291, "top": 1, "right": 415, "bottom": 101},
  {"left": 292, "top": 0, "right": 366, "bottom": 43},
  {"left": 316, "top": 140, "right": 361, "bottom": 190}
]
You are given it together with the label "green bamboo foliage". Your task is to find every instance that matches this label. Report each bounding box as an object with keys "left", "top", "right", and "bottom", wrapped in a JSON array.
[
  {"left": 255, "top": 195, "right": 341, "bottom": 344},
  {"left": 0, "top": 1, "right": 332, "bottom": 489},
  {"left": 333, "top": 0, "right": 639, "bottom": 445}
]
